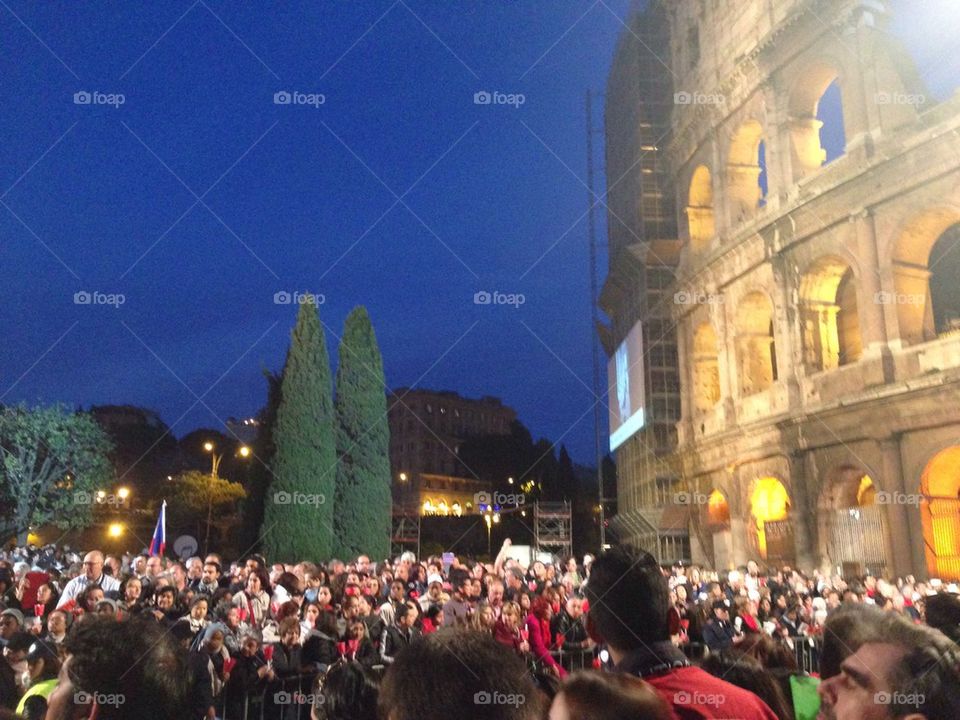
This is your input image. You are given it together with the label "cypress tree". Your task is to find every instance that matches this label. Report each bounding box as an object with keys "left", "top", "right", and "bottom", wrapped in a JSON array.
[
  {"left": 333, "top": 306, "right": 392, "bottom": 559},
  {"left": 261, "top": 300, "right": 336, "bottom": 561}
]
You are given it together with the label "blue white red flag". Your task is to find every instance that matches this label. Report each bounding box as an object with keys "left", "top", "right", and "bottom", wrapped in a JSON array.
[{"left": 149, "top": 500, "right": 167, "bottom": 556}]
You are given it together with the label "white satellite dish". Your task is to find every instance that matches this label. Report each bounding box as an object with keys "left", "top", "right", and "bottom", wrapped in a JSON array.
[{"left": 173, "top": 535, "right": 198, "bottom": 560}]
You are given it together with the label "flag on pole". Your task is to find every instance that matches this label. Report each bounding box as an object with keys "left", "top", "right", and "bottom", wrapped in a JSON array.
[{"left": 149, "top": 500, "right": 167, "bottom": 556}]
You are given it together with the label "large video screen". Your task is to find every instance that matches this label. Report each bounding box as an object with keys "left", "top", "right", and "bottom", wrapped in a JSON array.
[{"left": 607, "top": 321, "right": 646, "bottom": 452}]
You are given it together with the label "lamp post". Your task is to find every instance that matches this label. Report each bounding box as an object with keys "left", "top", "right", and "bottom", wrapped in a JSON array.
[{"left": 201, "top": 441, "right": 251, "bottom": 553}]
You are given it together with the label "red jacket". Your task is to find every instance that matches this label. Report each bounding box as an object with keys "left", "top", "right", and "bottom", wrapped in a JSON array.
[{"left": 524, "top": 614, "right": 566, "bottom": 677}]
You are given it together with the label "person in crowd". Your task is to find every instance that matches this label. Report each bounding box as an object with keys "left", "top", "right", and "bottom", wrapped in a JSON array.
[
  {"left": 585, "top": 546, "right": 777, "bottom": 719},
  {"left": 41, "top": 611, "right": 67, "bottom": 647},
  {"left": 15, "top": 637, "right": 60, "bottom": 720},
  {"left": 43, "top": 615, "right": 189, "bottom": 719},
  {"left": 417, "top": 574, "right": 445, "bottom": 614},
  {"left": 442, "top": 569, "right": 473, "bottom": 627},
  {"left": 526, "top": 595, "right": 566, "bottom": 678},
  {"left": 381, "top": 601, "right": 421, "bottom": 665},
  {"left": 818, "top": 607, "right": 960, "bottom": 719},
  {"left": 232, "top": 568, "right": 271, "bottom": 627},
  {"left": 271, "top": 616, "right": 304, "bottom": 680},
  {"left": 3, "top": 632, "right": 32, "bottom": 696},
  {"left": 178, "top": 596, "right": 210, "bottom": 637},
  {"left": 342, "top": 620, "right": 379, "bottom": 669},
  {"left": 224, "top": 628, "right": 274, "bottom": 719},
  {"left": 56, "top": 551, "right": 120, "bottom": 608},
  {"left": 187, "top": 623, "right": 229, "bottom": 720},
  {"left": 194, "top": 561, "right": 221, "bottom": 598},
  {"left": 0, "top": 610, "right": 23, "bottom": 648},
  {"left": 302, "top": 609, "right": 339, "bottom": 673},
  {"left": 378, "top": 580, "right": 407, "bottom": 628},
  {"left": 553, "top": 595, "right": 593, "bottom": 657},
  {"left": 312, "top": 659, "right": 378, "bottom": 720},
  {"left": 378, "top": 628, "right": 544, "bottom": 720},
  {"left": 703, "top": 599, "right": 739, "bottom": 651},
  {"left": 119, "top": 576, "right": 143, "bottom": 613},
  {"left": 701, "top": 651, "right": 795, "bottom": 720},
  {"left": 549, "top": 669, "right": 673, "bottom": 720},
  {"left": 494, "top": 601, "right": 530, "bottom": 656},
  {"left": 474, "top": 602, "right": 497, "bottom": 633},
  {"left": 421, "top": 604, "right": 443, "bottom": 634},
  {"left": 150, "top": 586, "right": 180, "bottom": 627}
]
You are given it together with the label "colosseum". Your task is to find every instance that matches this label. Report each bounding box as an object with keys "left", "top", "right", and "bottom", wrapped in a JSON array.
[{"left": 601, "top": 0, "right": 960, "bottom": 580}]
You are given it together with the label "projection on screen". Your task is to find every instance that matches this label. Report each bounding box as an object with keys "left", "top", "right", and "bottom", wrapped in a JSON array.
[{"left": 607, "top": 322, "right": 646, "bottom": 452}]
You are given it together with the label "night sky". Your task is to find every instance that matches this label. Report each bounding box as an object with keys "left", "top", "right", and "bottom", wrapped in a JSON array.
[{"left": 0, "top": 1, "right": 955, "bottom": 465}]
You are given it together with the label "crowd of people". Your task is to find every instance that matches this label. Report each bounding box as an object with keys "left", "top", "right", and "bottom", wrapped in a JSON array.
[{"left": 0, "top": 537, "right": 959, "bottom": 719}]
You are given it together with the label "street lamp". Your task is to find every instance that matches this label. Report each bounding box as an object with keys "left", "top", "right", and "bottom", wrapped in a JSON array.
[
  {"left": 107, "top": 522, "right": 123, "bottom": 539},
  {"left": 201, "top": 442, "right": 251, "bottom": 553}
]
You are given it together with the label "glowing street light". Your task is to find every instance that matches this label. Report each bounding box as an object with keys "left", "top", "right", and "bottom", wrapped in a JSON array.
[
  {"left": 117, "top": 487, "right": 130, "bottom": 500},
  {"left": 107, "top": 522, "right": 123, "bottom": 538},
  {"left": 238, "top": 445, "right": 251, "bottom": 458}
]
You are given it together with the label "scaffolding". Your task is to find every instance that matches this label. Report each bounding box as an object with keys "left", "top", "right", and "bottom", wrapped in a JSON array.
[
  {"left": 390, "top": 505, "right": 421, "bottom": 558},
  {"left": 534, "top": 501, "right": 573, "bottom": 560}
]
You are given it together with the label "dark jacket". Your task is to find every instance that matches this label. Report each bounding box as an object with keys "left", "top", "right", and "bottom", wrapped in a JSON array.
[
  {"left": 381, "top": 624, "right": 422, "bottom": 664},
  {"left": 551, "top": 608, "right": 589, "bottom": 652},
  {"left": 302, "top": 631, "right": 338, "bottom": 672},
  {"left": 702, "top": 619, "right": 737, "bottom": 651}
]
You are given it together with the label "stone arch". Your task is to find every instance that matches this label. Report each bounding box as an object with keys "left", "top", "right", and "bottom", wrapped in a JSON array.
[
  {"left": 787, "top": 60, "right": 847, "bottom": 179},
  {"left": 686, "top": 164, "right": 715, "bottom": 253},
  {"left": 734, "top": 291, "right": 777, "bottom": 396},
  {"left": 920, "top": 445, "right": 960, "bottom": 579},
  {"left": 727, "top": 120, "right": 767, "bottom": 225},
  {"left": 817, "top": 464, "right": 888, "bottom": 574},
  {"left": 799, "top": 255, "right": 862, "bottom": 371},
  {"left": 748, "top": 476, "right": 792, "bottom": 562},
  {"left": 890, "top": 207, "right": 960, "bottom": 344},
  {"left": 692, "top": 322, "right": 721, "bottom": 412}
]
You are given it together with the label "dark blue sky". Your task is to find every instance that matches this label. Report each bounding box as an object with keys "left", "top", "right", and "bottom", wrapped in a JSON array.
[{"left": 0, "top": 1, "right": 954, "bottom": 465}]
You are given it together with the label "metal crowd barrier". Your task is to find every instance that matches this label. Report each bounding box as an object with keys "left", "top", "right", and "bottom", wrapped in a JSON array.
[
  {"left": 550, "top": 648, "right": 595, "bottom": 672},
  {"left": 221, "top": 672, "right": 319, "bottom": 720},
  {"left": 679, "top": 636, "right": 823, "bottom": 676}
]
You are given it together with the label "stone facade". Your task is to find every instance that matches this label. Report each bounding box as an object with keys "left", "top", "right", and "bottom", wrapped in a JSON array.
[{"left": 602, "top": 0, "right": 960, "bottom": 579}]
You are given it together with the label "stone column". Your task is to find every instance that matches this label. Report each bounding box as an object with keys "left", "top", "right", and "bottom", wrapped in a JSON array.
[
  {"left": 788, "top": 451, "right": 817, "bottom": 572},
  {"left": 879, "top": 436, "right": 924, "bottom": 578}
]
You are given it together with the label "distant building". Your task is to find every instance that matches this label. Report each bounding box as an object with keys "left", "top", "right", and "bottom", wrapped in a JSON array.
[{"left": 387, "top": 389, "right": 516, "bottom": 515}]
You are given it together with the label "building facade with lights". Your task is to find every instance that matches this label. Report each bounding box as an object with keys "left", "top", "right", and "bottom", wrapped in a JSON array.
[
  {"left": 602, "top": 0, "right": 960, "bottom": 579},
  {"left": 387, "top": 388, "right": 515, "bottom": 516}
]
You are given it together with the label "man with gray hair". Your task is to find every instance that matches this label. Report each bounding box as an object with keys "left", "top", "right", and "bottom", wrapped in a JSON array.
[{"left": 818, "top": 604, "right": 960, "bottom": 719}]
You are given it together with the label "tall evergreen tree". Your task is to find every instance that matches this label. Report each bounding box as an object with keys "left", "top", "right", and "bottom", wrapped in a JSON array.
[
  {"left": 261, "top": 300, "right": 336, "bottom": 561},
  {"left": 333, "top": 306, "right": 392, "bottom": 559}
]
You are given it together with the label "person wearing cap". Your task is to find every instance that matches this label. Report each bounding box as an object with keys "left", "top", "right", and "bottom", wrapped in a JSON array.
[
  {"left": 3, "top": 631, "right": 33, "bottom": 695},
  {"left": 417, "top": 573, "right": 445, "bottom": 614},
  {"left": 0, "top": 609, "right": 24, "bottom": 647},
  {"left": 15, "top": 637, "right": 59, "bottom": 718},
  {"left": 703, "top": 599, "right": 739, "bottom": 651}
]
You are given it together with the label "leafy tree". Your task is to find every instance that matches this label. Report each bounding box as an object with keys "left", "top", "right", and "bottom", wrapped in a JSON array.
[
  {"left": 168, "top": 470, "right": 246, "bottom": 553},
  {"left": 333, "top": 307, "right": 392, "bottom": 559},
  {"left": 0, "top": 404, "right": 113, "bottom": 544},
  {"left": 261, "top": 300, "right": 337, "bottom": 561}
]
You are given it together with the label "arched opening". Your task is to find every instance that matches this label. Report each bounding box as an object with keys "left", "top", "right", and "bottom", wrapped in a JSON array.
[
  {"left": 891, "top": 212, "right": 960, "bottom": 345},
  {"left": 818, "top": 466, "right": 888, "bottom": 575},
  {"left": 920, "top": 446, "right": 960, "bottom": 579},
  {"left": 750, "top": 477, "right": 792, "bottom": 561},
  {"left": 799, "top": 256, "right": 861, "bottom": 372},
  {"left": 789, "top": 64, "right": 846, "bottom": 180},
  {"left": 735, "top": 292, "right": 777, "bottom": 396},
  {"left": 727, "top": 120, "right": 766, "bottom": 224},
  {"left": 686, "top": 165, "right": 715, "bottom": 253},
  {"left": 692, "top": 323, "right": 721, "bottom": 413},
  {"left": 706, "top": 489, "right": 730, "bottom": 525}
]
